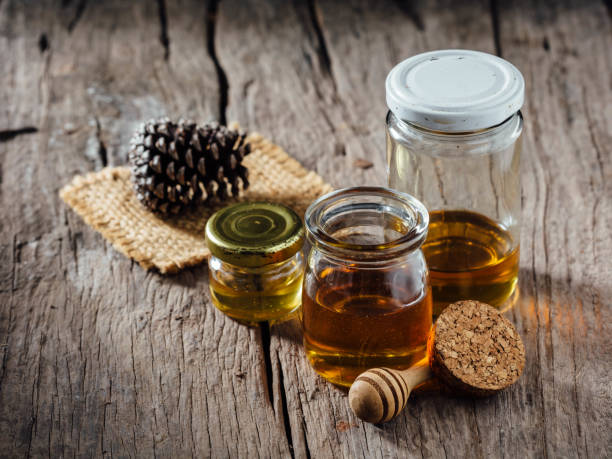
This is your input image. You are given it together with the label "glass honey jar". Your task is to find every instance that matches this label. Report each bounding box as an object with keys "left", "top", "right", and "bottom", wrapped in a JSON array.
[
  {"left": 302, "top": 187, "right": 432, "bottom": 387},
  {"left": 386, "top": 50, "right": 525, "bottom": 316},
  {"left": 205, "top": 202, "right": 305, "bottom": 324}
]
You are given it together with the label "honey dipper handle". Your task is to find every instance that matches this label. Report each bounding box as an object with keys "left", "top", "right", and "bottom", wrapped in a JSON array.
[{"left": 348, "top": 359, "right": 432, "bottom": 424}]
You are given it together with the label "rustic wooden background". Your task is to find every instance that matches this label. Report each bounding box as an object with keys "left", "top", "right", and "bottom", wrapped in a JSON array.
[{"left": 1, "top": 0, "right": 610, "bottom": 457}]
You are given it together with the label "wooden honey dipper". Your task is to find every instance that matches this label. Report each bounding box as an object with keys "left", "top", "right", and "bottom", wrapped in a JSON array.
[{"left": 349, "top": 300, "right": 525, "bottom": 423}]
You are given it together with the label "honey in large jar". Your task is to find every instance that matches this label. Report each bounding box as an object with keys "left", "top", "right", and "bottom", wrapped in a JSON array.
[
  {"left": 423, "top": 210, "right": 519, "bottom": 316},
  {"left": 302, "top": 267, "right": 432, "bottom": 387}
]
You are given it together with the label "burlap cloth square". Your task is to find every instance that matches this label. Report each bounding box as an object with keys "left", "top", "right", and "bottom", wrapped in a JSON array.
[{"left": 60, "top": 131, "right": 333, "bottom": 273}]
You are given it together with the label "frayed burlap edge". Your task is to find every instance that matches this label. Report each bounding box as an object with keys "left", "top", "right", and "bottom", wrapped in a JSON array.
[{"left": 60, "top": 131, "right": 333, "bottom": 274}]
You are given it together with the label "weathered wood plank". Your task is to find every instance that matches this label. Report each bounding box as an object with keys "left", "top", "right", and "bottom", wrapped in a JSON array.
[
  {"left": 0, "top": 1, "right": 291, "bottom": 457},
  {"left": 1, "top": 0, "right": 610, "bottom": 457},
  {"left": 217, "top": 0, "right": 612, "bottom": 457},
  {"left": 216, "top": 1, "right": 510, "bottom": 458},
  {"left": 497, "top": 1, "right": 612, "bottom": 457}
]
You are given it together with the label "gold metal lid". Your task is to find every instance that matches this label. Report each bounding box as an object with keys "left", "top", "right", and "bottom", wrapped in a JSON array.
[{"left": 205, "top": 202, "right": 304, "bottom": 267}]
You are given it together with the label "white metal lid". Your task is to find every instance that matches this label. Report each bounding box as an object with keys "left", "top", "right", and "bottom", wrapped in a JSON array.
[{"left": 386, "top": 49, "right": 525, "bottom": 132}]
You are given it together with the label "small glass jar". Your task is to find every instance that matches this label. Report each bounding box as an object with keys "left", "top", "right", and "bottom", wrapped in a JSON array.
[
  {"left": 205, "top": 202, "right": 305, "bottom": 324},
  {"left": 385, "top": 50, "right": 525, "bottom": 315},
  {"left": 302, "top": 187, "right": 432, "bottom": 387}
]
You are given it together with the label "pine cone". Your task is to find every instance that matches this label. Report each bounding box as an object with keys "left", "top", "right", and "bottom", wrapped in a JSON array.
[{"left": 129, "top": 118, "right": 251, "bottom": 215}]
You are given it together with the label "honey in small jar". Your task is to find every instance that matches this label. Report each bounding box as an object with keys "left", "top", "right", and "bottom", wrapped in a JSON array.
[
  {"left": 302, "top": 187, "right": 432, "bottom": 387},
  {"left": 206, "top": 202, "right": 305, "bottom": 324},
  {"left": 302, "top": 268, "right": 432, "bottom": 387}
]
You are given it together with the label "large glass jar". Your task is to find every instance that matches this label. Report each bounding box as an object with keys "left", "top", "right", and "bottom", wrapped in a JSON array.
[
  {"left": 386, "top": 50, "right": 525, "bottom": 316},
  {"left": 302, "top": 187, "right": 432, "bottom": 387}
]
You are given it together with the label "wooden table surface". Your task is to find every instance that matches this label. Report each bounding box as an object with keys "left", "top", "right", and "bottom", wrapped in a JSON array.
[{"left": 1, "top": 0, "right": 611, "bottom": 457}]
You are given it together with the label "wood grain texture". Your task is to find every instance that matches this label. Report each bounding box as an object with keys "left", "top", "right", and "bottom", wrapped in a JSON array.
[
  {"left": 1, "top": 0, "right": 610, "bottom": 457},
  {"left": 498, "top": 1, "right": 612, "bottom": 457},
  {"left": 0, "top": 1, "right": 290, "bottom": 457}
]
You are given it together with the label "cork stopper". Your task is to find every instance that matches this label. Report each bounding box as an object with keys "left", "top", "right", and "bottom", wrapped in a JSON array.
[
  {"left": 348, "top": 300, "right": 526, "bottom": 423},
  {"left": 430, "top": 300, "right": 525, "bottom": 396}
]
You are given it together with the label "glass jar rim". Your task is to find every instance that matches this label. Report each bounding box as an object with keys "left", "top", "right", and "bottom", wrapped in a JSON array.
[{"left": 305, "top": 186, "right": 429, "bottom": 261}]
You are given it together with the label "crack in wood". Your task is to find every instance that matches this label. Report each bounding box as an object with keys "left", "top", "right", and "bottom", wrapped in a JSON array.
[
  {"left": 489, "top": 155, "right": 500, "bottom": 218},
  {"left": 490, "top": 0, "right": 502, "bottom": 57},
  {"left": 259, "top": 323, "right": 274, "bottom": 407},
  {"left": 277, "top": 357, "right": 295, "bottom": 459},
  {"left": 302, "top": 424, "right": 311, "bottom": 459},
  {"left": 431, "top": 414, "right": 449, "bottom": 459},
  {"left": 11, "top": 234, "right": 19, "bottom": 288},
  {"left": 412, "top": 403, "right": 426, "bottom": 459},
  {"left": 526, "top": 171, "right": 549, "bottom": 456},
  {"left": 433, "top": 160, "right": 448, "bottom": 206},
  {"left": 102, "top": 379, "right": 112, "bottom": 457},
  {"left": 393, "top": 0, "right": 425, "bottom": 31},
  {"left": 0, "top": 127, "right": 38, "bottom": 142},
  {"left": 334, "top": 142, "right": 346, "bottom": 157},
  {"left": 38, "top": 33, "right": 49, "bottom": 53},
  {"left": 129, "top": 332, "right": 138, "bottom": 456},
  {"left": 67, "top": 0, "right": 87, "bottom": 33},
  {"left": 307, "top": 0, "right": 335, "bottom": 85},
  {"left": 570, "top": 296, "right": 585, "bottom": 454},
  {"left": 242, "top": 78, "right": 254, "bottom": 100},
  {"left": 0, "top": 238, "right": 14, "bottom": 393},
  {"left": 206, "top": 0, "right": 229, "bottom": 125},
  {"left": 94, "top": 118, "right": 108, "bottom": 167},
  {"left": 304, "top": 1, "right": 369, "bottom": 147},
  {"left": 26, "top": 415, "right": 36, "bottom": 459},
  {"left": 156, "top": 0, "right": 170, "bottom": 60},
  {"left": 470, "top": 400, "right": 484, "bottom": 457},
  {"left": 581, "top": 86, "right": 605, "bottom": 184}
]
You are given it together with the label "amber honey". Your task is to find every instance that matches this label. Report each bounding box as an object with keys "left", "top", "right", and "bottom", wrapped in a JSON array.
[
  {"left": 423, "top": 210, "right": 519, "bottom": 316},
  {"left": 302, "top": 268, "right": 432, "bottom": 387}
]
